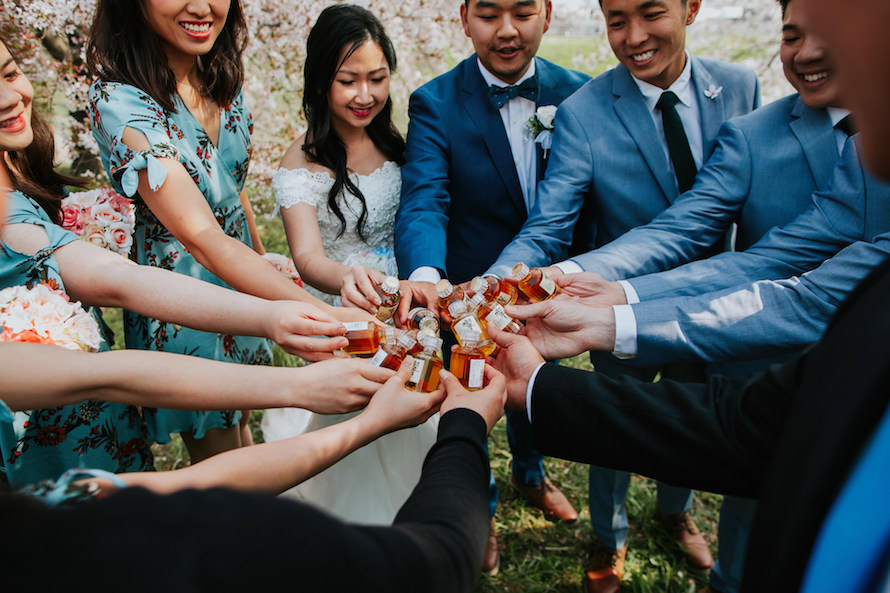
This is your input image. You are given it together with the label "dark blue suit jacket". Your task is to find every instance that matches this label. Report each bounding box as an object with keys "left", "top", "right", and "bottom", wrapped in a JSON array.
[{"left": 395, "top": 56, "right": 589, "bottom": 284}]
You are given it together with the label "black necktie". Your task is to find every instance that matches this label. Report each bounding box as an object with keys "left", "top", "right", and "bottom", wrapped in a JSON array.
[
  {"left": 488, "top": 76, "right": 538, "bottom": 110},
  {"left": 657, "top": 91, "right": 697, "bottom": 193},
  {"left": 837, "top": 114, "right": 858, "bottom": 137}
]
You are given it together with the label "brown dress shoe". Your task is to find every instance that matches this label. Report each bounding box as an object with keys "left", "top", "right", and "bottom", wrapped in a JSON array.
[
  {"left": 658, "top": 511, "right": 714, "bottom": 570},
  {"left": 510, "top": 473, "right": 579, "bottom": 523},
  {"left": 482, "top": 517, "right": 500, "bottom": 575},
  {"left": 583, "top": 541, "right": 627, "bottom": 593}
]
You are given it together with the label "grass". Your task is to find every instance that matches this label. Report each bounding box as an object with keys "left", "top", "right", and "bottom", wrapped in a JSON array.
[{"left": 100, "top": 217, "right": 723, "bottom": 593}]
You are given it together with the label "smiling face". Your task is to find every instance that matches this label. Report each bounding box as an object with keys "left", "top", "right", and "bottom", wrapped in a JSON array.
[
  {"left": 802, "top": 0, "right": 890, "bottom": 178},
  {"left": 461, "top": 0, "right": 552, "bottom": 84},
  {"left": 780, "top": 0, "right": 840, "bottom": 109},
  {"left": 144, "top": 0, "right": 230, "bottom": 62},
  {"left": 327, "top": 39, "right": 391, "bottom": 136},
  {"left": 602, "top": 0, "right": 700, "bottom": 89},
  {"left": 0, "top": 42, "right": 33, "bottom": 155}
]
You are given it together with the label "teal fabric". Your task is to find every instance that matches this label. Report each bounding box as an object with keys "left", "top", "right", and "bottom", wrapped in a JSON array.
[
  {"left": 89, "top": 81, "right": 272, "bottom": 443},
  {"left": 0, "top": 191, "right": 152, "bottom": 489}
]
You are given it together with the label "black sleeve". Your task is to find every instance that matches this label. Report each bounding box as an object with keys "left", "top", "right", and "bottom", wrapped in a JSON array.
[
  {"left": 530, "top": 356, "right": 802, "bottom": 498},
  {"left": 3, "top": 409, "right": 490, "bottom": 593}
]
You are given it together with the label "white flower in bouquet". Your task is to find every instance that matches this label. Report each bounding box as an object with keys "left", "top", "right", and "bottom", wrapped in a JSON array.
[
  {"left": 0, "top": 283, "right": 103, "bottom": 352},
  {"left": 61, "top": 189, "right": 135, "bottom": 256},
  {"left": 525, "top": 105, "right": 558, "bottom": 157}
]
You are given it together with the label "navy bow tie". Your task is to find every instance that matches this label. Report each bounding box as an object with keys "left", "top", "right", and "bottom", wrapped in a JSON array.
[{"left": 488, "top": 76, "right": 538, "bottom": 110}]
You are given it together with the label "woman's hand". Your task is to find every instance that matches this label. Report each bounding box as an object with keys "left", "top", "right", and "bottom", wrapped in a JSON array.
[
  {"left": 265, "top": 301, "right": 348, "bottom": 361},
  {"left": 359, "top": 358, "right": 446, "bottom": 436},
  {"left": 340, "top": 265, "right": 384, "bottom": 314},
  {"left": 296, "top": 358, "right": 395, "bottom": 414},
  {"left": 394, "top": 280, "right": 439, "bottom": 327}
]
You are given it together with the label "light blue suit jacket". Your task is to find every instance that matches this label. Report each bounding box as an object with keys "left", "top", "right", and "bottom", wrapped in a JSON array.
[
  {"left": 568, "top": 94, "right": 839, "bottom": 280},
  {"left": 627, "top": 138, "right": 890, "bottom": 365},
  {"left": 486, "top": 57, "right": 761, "bottom": 278}
]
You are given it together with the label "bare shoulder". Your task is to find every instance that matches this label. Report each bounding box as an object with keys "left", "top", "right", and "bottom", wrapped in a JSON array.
[{"left": 278, "top": 134, "right": 330, "bottom": 176}]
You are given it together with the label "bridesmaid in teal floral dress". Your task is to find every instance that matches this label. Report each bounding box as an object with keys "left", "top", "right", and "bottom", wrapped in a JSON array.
[
  {"left": 1, "top": 191, "right": 153, "bottom": 489},
  {"left": 85, "top": 0, "right": 369, "bottom": 462}
]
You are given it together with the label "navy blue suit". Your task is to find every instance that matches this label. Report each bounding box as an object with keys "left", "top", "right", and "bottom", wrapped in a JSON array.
[{"left": 395, "top": 56, "right": 589, "bottom": 513}]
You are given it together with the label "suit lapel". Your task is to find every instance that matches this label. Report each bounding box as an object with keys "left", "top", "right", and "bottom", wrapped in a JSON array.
[
  {"left": 612, "top": 66, "right": 677, "bottom": 201},
  {"left": 461, "top": 59, "right": 527, "bottom": 215},
  {"left": 789, "top": 97, "right": 838, "bottom": 190},
  {"left": 535, "top": 59, "right": 562, "bottom": 182},
  {"left": 691, "top": 57, "right": 728, "bottom": 155}
]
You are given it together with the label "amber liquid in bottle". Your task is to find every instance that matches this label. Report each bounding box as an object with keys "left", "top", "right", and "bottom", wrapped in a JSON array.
[
  {"left": 450, "top": 343, "right": 486, "bottom": 390},
  {"left": 477, "top": 301, "right": 522, "bottom": 335},
  {"left": 436, "top": 279, "right": 465, "bottom": 325},
  {"left": 406, "top": 307, "right": 440, "bottom": 333},
  {"left": 406, "top": 336, "right": 443, "bottom": 393},
  {"left": 370, "top": 343, "right": 405, "bottom": 370},
  {"left": 512, "top": 263, "right": 560, "bottom": 303},
  {"left": 494, "top": 278, "right": 519, "bottom": 306},
  {"left": 450, "top": 299, "right": 489, "bottom": 346},
  {"left": 342, "top": 321, "right": 380, "bottom": 356},
  {"left": 375, "top": 277, "right": 401, "bottom": 323}
]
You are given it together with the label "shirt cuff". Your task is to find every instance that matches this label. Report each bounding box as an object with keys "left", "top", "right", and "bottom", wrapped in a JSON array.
[
  {"left": 525, "top": 362, "right": 547, "bottom": 424},
  {"left": 611, "top": 305, "right": 638, "bottom": 359},
  {"left": 619, "top": 280, "right": 640, "bottom": 304},
  {"left": 555, "top": 260, "right": 584, "bottom": 274},
  {"left": 408, "top": 266, "right": 442, "bottom": 284}
]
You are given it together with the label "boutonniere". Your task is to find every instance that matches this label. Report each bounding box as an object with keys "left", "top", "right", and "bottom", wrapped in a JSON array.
[
  {"left": 525, "top": 105, "right": 557, "bottom": 158},
  {"left": 703, "top": 84, "right": 724, "bottom": 100}
]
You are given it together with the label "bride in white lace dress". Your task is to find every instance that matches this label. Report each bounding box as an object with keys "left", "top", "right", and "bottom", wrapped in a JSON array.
[{"left": 261, "top": 5, "right": 438, "bottom": 525}]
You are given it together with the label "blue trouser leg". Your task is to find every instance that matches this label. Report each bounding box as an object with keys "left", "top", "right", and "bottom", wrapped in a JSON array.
[
  {"left": 709, "top": 496, "right": 757, "bottom": 593},
  {"left": 482, "top": 439, "right": 499, "bottom": 518},
  {"left": 589, "top": 466, "right": 693, "bottom": 550},
  {"left": 506, "top": 409, "right": 546, "bottom": 486}
]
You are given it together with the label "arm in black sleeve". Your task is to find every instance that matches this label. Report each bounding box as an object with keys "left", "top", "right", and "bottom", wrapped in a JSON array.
[
  {"left": 4, "top": 409, "right": 490, "bottom": 593},
  {"left": 529, "top": 358, "right": 801, "bottom": 498}
]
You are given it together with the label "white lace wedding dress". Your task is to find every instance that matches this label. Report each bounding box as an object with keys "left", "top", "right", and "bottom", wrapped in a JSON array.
[{"left": 262, "top": 161, "right": 439, "bottom": 525}]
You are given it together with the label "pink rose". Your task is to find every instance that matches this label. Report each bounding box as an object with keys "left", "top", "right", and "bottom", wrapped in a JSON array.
[{"left": 104, "top": 221, "right": 133, "bottom": 255}]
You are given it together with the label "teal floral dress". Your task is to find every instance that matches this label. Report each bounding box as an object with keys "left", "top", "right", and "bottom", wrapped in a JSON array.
[
  {"left": 89, "top": 81, "right": 272, "bottom": 443},
  {"left": 0, "top": 191, "right": 152, "bottom": 490}
]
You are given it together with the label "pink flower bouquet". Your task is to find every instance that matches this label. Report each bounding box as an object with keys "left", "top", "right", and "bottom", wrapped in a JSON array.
[
  {"left": 0, "top": 283, "right": 103, "bottom": 352},
  {"left": 61, "top": 189, "right": 135, "bottom": 256}
]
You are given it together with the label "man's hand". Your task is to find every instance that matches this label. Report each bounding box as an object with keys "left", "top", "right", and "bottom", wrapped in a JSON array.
[
  {"left": 439, "top": 365, "right": 506, "bottom": 433},
  {"left": 505, "top": 299, "right": 616, "bottom": 359},
  {"left": 555, "top": 272, "right": 627, "bottom": 307},
  {"left": 487, "top": 327, "right": 544, "bottom": 413}
]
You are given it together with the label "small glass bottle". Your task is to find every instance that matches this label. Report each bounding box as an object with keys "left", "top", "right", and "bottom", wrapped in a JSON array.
[
  {"left": 477, "top": 300, "right": 523, "bottom": 335},
  {"left": 375, "top": 276, "right": 401, "bottom": 323},
  {"left": 450, "top": 340, "right": 487, "bottom": 390},
  {"left": 449, "top": 295, "right": 489, "bottom": 346},
  {"left": 436, "top": 279, "right": 465, "bottom": 325},
  {"left": 342, "top": 321, "right": 381, "bottom": 356},
  {"left": 511, "top": 262, "right": 560, "bottom": 303},
  {"left": 406, "top": 306, "right": 440, "bottom": 334},
  {"left": 370, "top": 329, "right": 416, "bottom": 371},
  {"left": 406, "top": 334, "right": 443, "bottom": 393},
  {"left": 469, "top": 275, "right": 518, "bottom": 306}
]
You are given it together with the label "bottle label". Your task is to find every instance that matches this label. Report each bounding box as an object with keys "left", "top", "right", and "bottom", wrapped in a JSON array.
[
  {"left": 375, "top": 305, "right": 396, "bottom": 322},
  {"left": 468, "top": 359, "right": 485, "bottom": 389},
  {"left": 370, "top": 349, "right": 388, "bottom": 367},
  {"left": 343, "top": 321, "right": 371, "bottom": 332},
  {"left": 539, "top": 275, "right": 556, "bottom": 295},
  {"left": 485, "top": 304, "right": 512, "bottom": 330},
  {"left": 454, "top": 316, "right": 483, "bottom": 342},
  {"left": 497, "top": 291, "right": 513, "bottom": 304},
  {"left": 410, "top": 357, "right": 426, "bottom": 385}
]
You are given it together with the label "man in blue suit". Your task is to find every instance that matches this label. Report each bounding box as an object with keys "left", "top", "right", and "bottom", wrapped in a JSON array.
[
  {"left": 482, "top": 0, "right": 759, "bottom": 589},
  {"left": 530, "top": 2, "right": 847, "bottom": 588},
  {"left": 394, "top": 0, "right": 590, "bottom": 573}
]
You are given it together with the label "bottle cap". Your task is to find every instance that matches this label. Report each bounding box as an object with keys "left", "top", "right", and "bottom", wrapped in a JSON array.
[
  {"left": 397, "top": 332, "right": 417, "bottom": 349},
  {"left": 448, "top": 299, "right": 468, "bottom": 316},
  {"left": 435, "top": 278, "right": 454, "bottom": 298},
  {"left": 420, "top": 334, "right": 443, "bottom": 350},
  {"left": 469, "top": 276, "right": 487, "bottom": 294},
  {"left": 468, "top": 292, "right": 486, "bottom": 309},
  {"left": 511, "top": 262, "right": 530, "bottom": 279},
  {"left": 418, "top": 317, "right": 440, "bottom": 332},
  {"left": 381, "top": 276, "right": 399, "bottom": 294}
]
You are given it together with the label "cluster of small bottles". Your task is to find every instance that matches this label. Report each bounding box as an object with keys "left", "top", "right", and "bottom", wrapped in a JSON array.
[{"left": 340, "top": 263, "right": 559, "bottom": 394}]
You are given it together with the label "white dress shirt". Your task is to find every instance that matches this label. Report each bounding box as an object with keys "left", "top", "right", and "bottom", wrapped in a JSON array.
[{"left": 407, "top": 60, "right": 538, "bottom": 283}]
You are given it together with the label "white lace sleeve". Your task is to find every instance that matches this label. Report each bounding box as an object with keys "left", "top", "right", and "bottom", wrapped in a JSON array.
[{"left": 272, "top": 167, "right": 334, "bottom": 211}]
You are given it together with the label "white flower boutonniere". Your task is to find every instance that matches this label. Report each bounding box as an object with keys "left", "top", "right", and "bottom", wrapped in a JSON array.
[
  {"left": 703, "top": 84, "right": 724, "bottom": 100},
  {"left": 525, "top": 105, "right": 558, "bottom": 158}
]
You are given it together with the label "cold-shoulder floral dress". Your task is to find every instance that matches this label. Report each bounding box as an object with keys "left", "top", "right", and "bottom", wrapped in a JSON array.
[
  {"left": 0, "top": 191, "right": 152, "bottom": 490},
  {"left": 89, "top": 81, "right": 271, "bottom": 443}
]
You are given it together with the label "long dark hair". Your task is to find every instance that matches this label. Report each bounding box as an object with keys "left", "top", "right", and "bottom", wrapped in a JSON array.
[
  {"left": 302, "top": 4, "right": 405, "bottom": 240},
  {"left": 86, "top": 0, "right": 248, "bottom": 112},
  {"left": 2, "top": 38, "right": 84, "bottom": 224}
]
